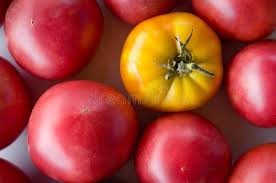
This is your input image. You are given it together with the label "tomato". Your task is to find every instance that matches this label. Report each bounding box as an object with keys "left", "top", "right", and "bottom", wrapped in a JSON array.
[
  {"left": 192, "top": 0, "right": 276, "bottom": 42},
  {"left": 104, "top": 0, "right": 177, "bottom": 25},
  {"left": 229, "top": 143, "right": 276, "bottom": 183},
  {"left": 0, "top": 158, "right": 30, "bottom": 183},
  {"left": 0, "top": 58, "right": 30, "bottom": 150},
  {"left": 136, "top": 112, "right": 231, "bottom": 183},
  {"left": 121, "top": 13, "right": 223, "bottom": 112},
  {"left": 227, "top": 40, "right": 276, "bottom": 127},
  {"left": 28, "top": 80, "right": 138, "bottom": 182},
  {"left": 0, "top": 0, "right": 11, "bottom": 24},
  {"left": 5, "top": 0, "right": 103, "bottom": 80}
]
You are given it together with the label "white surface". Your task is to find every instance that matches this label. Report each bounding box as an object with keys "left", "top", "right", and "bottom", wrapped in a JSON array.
[{"left": 0, "top": 1, "right": 275, "bottom": 182}]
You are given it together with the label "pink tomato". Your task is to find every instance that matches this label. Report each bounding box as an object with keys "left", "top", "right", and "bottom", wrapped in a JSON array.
[
  {"left": 5, "top": 0, "right": 103, "bottom": 80},
  {"left": 227, "top": 40, "right": 276, "bottom": 127},
  {"left": 104, "top": 0, "right": 177, "bottom": 25},
  {"left": 0, "top": 158, "right": 30, "bottom": 183},
  {"left": 0, "top": 57, "right": 30, "bottom": 150},
  {"left": 136, "top": 112, "right": 231, "bottom": 183},
  {"left": 229, "top": 143, "right": 276, "bottom": 183},
  {"left": 192, "top": 0, "right": 276, "bottom": 42},
  {"left": 28, "top": 80, "right": 138, "bottom": 182}
]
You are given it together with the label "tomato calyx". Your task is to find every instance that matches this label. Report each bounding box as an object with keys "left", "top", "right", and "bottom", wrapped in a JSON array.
[{"left": 161, "top": 31, "right": 214, "bottom": 80}]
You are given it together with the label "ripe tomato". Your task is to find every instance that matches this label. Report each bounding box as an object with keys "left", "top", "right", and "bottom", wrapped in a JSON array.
[
  {"left": 28, "top": 81, "right": 138, "bottom": 182},
  {"left": 0, "top": 0, "right": 11, "bottom": 24},
  {"left": 0, "top": 58, "right": 30, "bottom": 150},
  {"left": 121, "top": 13, "right": 223, "bottom": 112},
  {"left": 0, "top": 158, "right": 30, "bottom": 183},
  {"left": 104, "top": 0, "right": 177, "bottom": 25},
  {"left": 136, "top": 112, "right": 231, "bottom": 183},
  {"left": 192, "top": 0, "right": 276, "bottom": 42},
  {"left": 227, "top": 40, "right": 276, "bottom": 127},
  {"left": 5, "top": 0, "right": 103, "bottom": 80},
  {"left": 229, "top": 143, "right": 276, "bottom": 183}
]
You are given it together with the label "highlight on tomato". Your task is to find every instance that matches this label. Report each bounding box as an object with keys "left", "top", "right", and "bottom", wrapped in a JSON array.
[{"left": 121, "top": 13, "right": 223, "bottom": 112}]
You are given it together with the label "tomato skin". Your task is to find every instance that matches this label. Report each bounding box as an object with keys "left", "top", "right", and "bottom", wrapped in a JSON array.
[
  {"left": 28, "top": 81, "right": 138, "bottom": 182},
  {"left": 229, "top": 143, "right": 276, "bottom": 183},
  {"left": 0, "top": 58, "right": 30, "bottom": 150},
  {"left": 121, "top": 13, "right": 223, "bottom": 112},
  {"left": 192, "top": 0, "right": 276, "bottom": 42},
  {"left": 5, "top": 0, "right": 103, "bottom": 80},
  {"left": 227, "top": 40, "right": 276, "bottom": 127},
  {"left": 104, "top": 0, "right": 177, "bottom": 25},
  {"left": 0, "top": 0, "right": 11, "bottom": 24},
  {"left": 136, "top": 112, "right": 231, "bottom": 183},
  {"left": 0, "top": 158, "right": 30, "bottom": 183}
]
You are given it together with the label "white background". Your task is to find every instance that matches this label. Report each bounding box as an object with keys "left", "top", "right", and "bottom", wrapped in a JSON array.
[{"left": 0, "top": 0, "right": 275, "bottom": 182}]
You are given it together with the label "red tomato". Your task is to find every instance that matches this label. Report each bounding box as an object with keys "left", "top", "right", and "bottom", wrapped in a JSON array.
[
  {"left": 229, "top": 143, "right": 276, "bottom": 183},
  {"left": 28, "top": 80, "right": 138, "bottom": 182},
  {"left": 227, "top": 40, "right": 276, "bottom": 127},
  {"left": 0, "top": 58, "right": 30, "bottom": 150},
  {"left": 192, "top": 0, "right": 276, "bottom": 42},
  {"left": 104, "top": 0, "right": 177, "bottom": 25},
  {"left": 136, "top": 113, "right": 231, "bottom": 183},
  {"left": 0, "top": 158, "right": 30, "bottom": 183},
  {"left": 5, "top": 0, "right": 103, "bottom": 80},
  {"left": 0, "top": 0, "right": 11, "bottom": 24}
]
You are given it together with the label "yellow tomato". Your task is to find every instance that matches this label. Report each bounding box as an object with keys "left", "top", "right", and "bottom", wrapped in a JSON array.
[{"left": 121, "top": 13, "right": 223, "bottom": 112}]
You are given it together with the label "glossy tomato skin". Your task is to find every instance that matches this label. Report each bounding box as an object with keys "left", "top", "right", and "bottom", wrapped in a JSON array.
[
  {"left": 192, "top": 0, "right": 276, "bottom": 42},
  {"left": 0, "top": 58, "right": 30, "bottom": 150},
  {"left": 5, "top": 0, "right": 103, "bottom": 80},
  {"left": 136, "top": 113, "right": 231, "bottom": 183},
  {"left": 121, "top": 13, "right": 223, "bottom": 112},
  {"left": 227, "top": 40, "right": 276, "bottom": 127},
  {"left": 0, "top": 158, "right": 30, "bottom": 183},
  {"left": 229, "top": 143, "right": 276, "bottom": 183},
  {"left": 104, "top": 0, "right": 177, "bottom": 25},
  {"left": 28, "top": 81, "right": 138, "bottom": 182}
]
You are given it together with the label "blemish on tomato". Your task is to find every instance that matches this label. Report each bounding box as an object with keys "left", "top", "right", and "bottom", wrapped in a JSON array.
[{"left": 81, "top": 108, "right": 89, "bottom": 113}]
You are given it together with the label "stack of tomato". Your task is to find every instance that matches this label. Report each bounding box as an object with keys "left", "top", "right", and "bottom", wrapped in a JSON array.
[{"left": 0, "top": 0, "right": 275, "bottom": 182}]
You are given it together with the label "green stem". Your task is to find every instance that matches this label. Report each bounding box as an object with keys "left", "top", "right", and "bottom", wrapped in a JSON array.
[
  {"left": 161, "top": 31, "right": 215, "bottom": 80},
  {"left": 186, "top": 63, "right": 215, "bottom": 78}
]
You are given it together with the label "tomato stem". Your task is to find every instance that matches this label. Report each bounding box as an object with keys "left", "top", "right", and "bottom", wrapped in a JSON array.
[
  {"left": 186, "top": 63, "right": 215, "bottom": 77},
  {"left": 161, "top": 31, "right": 215, "bottom": 80}
]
